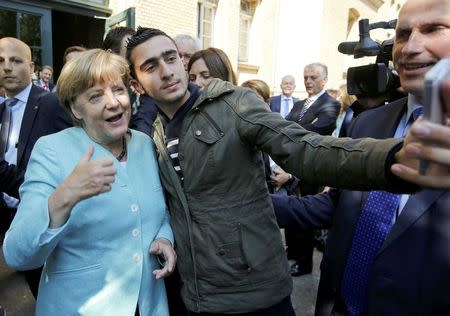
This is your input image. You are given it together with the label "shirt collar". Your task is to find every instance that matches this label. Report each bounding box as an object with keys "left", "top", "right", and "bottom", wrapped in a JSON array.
[
  {"left": 406, "top": 93, "right": 423, "bottom": 122},
  {"left": 282, "top": 94, "right": 292, "bottom": 101},
  {"left": 307, "top": 89, "right": 326, "bottom": 101},
  {"left": 5, "top": 83, "right": 32, "bottom": 104}
]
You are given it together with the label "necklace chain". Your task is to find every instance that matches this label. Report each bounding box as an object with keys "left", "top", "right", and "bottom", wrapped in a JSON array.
[{"left": 115, "top": 134, "right": 127, "bottom": 161}]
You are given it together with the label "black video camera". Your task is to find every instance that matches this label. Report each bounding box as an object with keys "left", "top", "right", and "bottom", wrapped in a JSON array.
[{"left": 338, "top": 19, "right": 400, "bottom": 97}]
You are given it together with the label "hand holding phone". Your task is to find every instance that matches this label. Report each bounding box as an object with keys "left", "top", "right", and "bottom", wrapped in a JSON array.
[{"left": 419, "top": 58, "right": 450, "bottom": 174}]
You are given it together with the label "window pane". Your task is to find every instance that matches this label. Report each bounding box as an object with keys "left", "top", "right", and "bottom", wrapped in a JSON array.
[
  {"left": 0, "top": 9, "right": 17, "bottom": 38},
  {"left": 31, "top": 48, "right": 42, "bottom": 66},
  {"left": 204, "top": 7, "right": 212, "bottom": 20},
  {"left": 204, "top": 36, "right": 211, "bottom": 49},
  {"left": 19, "top": 13, "right": 41, "bottom": 46},
  {"left": 241, "top": 2, "right": 249, "bottom": 13},
  {"left": 203, "top": 21, "right": 211, "bottom": 35}
]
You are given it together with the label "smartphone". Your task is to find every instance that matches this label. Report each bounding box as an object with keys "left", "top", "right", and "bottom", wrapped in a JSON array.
[
  {"left": 419, "top": 58, "right": 450, "bottom": 174},
  {"left": 423, "top": 59, "right": 450, "bottom": 123}
]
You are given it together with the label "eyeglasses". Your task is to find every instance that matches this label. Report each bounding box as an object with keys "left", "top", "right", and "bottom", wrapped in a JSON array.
[{"left": 179, "top": 53, "right": 192, "bottom": 60}]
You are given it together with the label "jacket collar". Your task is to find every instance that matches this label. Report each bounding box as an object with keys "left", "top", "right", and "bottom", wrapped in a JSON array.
[{"left": 193, "top": 78, "right": 235, "bottom": 108}]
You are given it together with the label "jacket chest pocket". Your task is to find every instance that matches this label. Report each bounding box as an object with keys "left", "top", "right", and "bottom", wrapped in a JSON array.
[
  {"left": 181, "top": 112, "right": 226, "bottom": 184},
  {"left": 192, "top": 111, "right": 224, "bottom": 144}
]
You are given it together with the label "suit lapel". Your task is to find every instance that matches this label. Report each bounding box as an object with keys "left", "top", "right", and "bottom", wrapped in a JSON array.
[
  {"left": 379, "top": 189, "right": 447, "bottom": 254},
  {"left": 17, "top": 86, "right": 41, "bottom": 165},
  {"left": 300, "top": 92, "right": 330, "bottom": 121},
  {"left": 373, "top": 99, "right": 406, "bottom": 138},
  {"left": 0, "top": 100, "right": 5, "bottom": 119},
  {"left": 277, "top": 95, "right": 282, "bottom": 113},
  {"left": 371, "top": 98, "right": 442, "bottom": 255}
]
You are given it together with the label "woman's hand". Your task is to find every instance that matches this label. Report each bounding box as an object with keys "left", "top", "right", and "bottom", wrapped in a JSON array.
[
  {"left": 48, "top": 145, "right": 117, "bottom": 228},
  {"left": 149, "top": 238, "right": 177, "bottom": 279}
]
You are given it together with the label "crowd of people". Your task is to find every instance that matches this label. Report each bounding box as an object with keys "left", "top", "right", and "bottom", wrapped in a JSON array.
[{"left": 1, "top": 0, "right": 450, "bottom": 315}]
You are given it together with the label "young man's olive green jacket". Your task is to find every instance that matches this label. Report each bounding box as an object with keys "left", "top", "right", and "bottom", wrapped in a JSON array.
[{"left": 152, "top": 79, "right": 403, "bottom": 314}]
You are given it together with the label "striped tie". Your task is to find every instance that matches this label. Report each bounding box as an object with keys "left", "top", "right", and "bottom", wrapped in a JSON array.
[
  {"left": 0, "top": 98, "right": 19, "bottom": 157},
  {"left": 298, "top": 98, "right": 313, "bottom": 121}
]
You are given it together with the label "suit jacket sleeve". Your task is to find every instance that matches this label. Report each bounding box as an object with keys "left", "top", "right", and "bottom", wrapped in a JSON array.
[
  {"left": 301, "top": 98, "right": 340, "bottom": 135},
  {"left": 0, "top": 160, "right": 25, "bottom": 198},
  {"left": 271, "top": 188, "right": 338, "bottom": 230}
]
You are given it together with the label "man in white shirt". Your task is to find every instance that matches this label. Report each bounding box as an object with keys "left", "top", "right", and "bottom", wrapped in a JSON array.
[
  {"left": 0, "top": 37, "right": 71, "bottom": 298},
  {"left": 269, "top": 75, "right": 299, "bottom": 117}
]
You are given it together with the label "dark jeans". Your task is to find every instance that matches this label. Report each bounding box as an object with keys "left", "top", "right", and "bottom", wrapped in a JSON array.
[{"left": 187, "top": 295, "right": 295, "bottom": 316}]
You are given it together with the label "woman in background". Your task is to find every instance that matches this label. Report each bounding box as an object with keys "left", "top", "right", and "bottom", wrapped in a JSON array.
[
  {"left": 187, "top": 47, "right": 237, "bottom": 91},
  {"left": 332, "top": 84, "right": 356, "bottom": 137},
  {"left": 241, "top": 79, "right": 271, "bottom": 105},
  {"left": 3, "top": 49, "right": 175, "bottom": 316}
]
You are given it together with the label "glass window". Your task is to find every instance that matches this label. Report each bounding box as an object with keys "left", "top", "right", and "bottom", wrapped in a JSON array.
[
  {"left": 239, "top": 1, "right": 255, "bottom": 62},
  {"left": 20, "top": 13, "right": 41, "bottom": 47},
  {"left": 0, "top": 9, "right": 17, "bottom": 38},
  {"left": 198, "top": 0, "right": 218, "bottom": 49},
  {"left": 0, "top": 8, "right": 44, "bottom": 66}
]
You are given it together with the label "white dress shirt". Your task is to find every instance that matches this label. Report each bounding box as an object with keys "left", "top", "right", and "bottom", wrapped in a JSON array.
[
  {"left": 393, "top": 94, "right": 423, "bottom": 220},
  {"left": 280, "top": 95, "right": 295, "bottom": 118},
  {"left": 2, "top": 83, "right": 32, "bottom": 208}
]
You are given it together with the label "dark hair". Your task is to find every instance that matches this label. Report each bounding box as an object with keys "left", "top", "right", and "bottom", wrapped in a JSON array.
[
  {"left": 126, "top": 26, "right": 176, "bottom": 79},
  {"left": 187, "top": 47, "right": 237, "bottom": 85},
  {"left": 102, "top": 27, "right": 136, "bottom": 55},
  {"left": 63, "top": 45, "right": 87, "bottom": 63}
]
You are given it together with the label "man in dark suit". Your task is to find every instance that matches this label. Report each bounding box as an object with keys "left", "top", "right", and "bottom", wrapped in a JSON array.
[
  {"left": 0, "top": 37, "right": 71, "bottom": 298},
  {"left": 269, "top": 75, "right": 299, "bottom": 118},
  {"left": 285, "top": 63, "right": 340, "bottom": 135},
  {"left": 273, "top": 0, "right": 450, "bottom": 314},
  {"left": 35, "top": 65, "right": 55, "bottom": 92},
  {"left": 275, "top": 63, "right": 339, "bottom": 277}
]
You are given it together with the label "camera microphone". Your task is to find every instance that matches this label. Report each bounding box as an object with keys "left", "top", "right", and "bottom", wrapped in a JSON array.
[{"left": 338, "top": 41, "right": 358, "bottom": 55}]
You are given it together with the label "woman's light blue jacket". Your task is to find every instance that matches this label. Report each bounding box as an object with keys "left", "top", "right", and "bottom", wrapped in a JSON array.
[{"left": 3, "top": 127, "right": 173, "bottom": 316}]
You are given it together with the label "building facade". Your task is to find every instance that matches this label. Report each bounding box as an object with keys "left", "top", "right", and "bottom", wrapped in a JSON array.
[
  {"left": 1, "top": 0, "right": 405, "bottom": 96},
  {"left": 108, "top": 0, "right": 405, "bottom": 97}
]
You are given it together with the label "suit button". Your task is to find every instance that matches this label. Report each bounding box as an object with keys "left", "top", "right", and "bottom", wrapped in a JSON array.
[
  {"left": 195, "top": 130, "right": 202, "bottom": 136},
  {"left": 217, "top": 249, "right": 225, "bottom": 256},
  {"left": 132, "top": 229, "right": 140, "bottom": 237},
  {"left": 131, "top": 204, "right": 139, "bottom": 212},
  {"left": 178, "top": 153, "right": 184, "bottom": 160},
  {"left": 133, "top": 253, "right": 141, "bottom": 262}
]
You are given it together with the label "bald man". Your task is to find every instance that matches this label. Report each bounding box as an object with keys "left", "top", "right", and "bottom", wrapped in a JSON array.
[
  {"left": 269, "top": 75, "right": 299, "bottom": 117},
  {"left": 0, "top": 37, "right": 71, "bottom": 297}
]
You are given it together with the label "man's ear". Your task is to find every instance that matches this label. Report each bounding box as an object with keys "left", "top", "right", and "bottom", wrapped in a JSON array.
[
  {"left": 29, "top": 61, "right": 35, "bottom": 74},
  {"left": 130, "top": 79, "right": 145, "bottom": 95}
]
